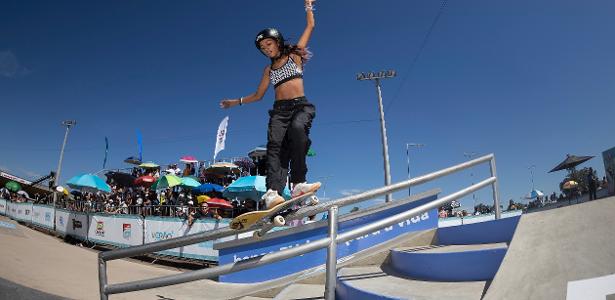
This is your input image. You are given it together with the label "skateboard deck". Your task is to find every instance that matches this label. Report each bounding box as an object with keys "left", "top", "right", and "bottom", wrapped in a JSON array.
[{"left": 230, "top": 191, "right": 317, "bottom": 231}]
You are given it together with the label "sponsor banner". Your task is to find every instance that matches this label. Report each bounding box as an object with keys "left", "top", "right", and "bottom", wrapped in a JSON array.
[
  {"left": 6, "top": 202, "right": 33, "bottom": 223},
  {"left": 55, "top": 209, "right": 88, "bottom": 240},
  {"left": 0, "top": 199, "right": 6, "bottom": 215},
  {"left": 145, "top": 217, "right": 242, "bottom": 261},
  {"left": 31, "top": 205, "right": 55, "bottom": 230},
  {"left": 218, "top": 194, "right": 440, "bottom": 283},
  {"left": 87, "top": 214, "right": 144, "bottom": 247},
  {"left": 0, "top": 172, "right": 32, "bottom": 185}
]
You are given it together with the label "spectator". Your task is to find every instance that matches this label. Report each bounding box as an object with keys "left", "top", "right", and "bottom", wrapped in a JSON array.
[
  {"left": 587, "top": 167, "right": 597, "bottom": 200},
  {"left": 188, "top": 202, "right": 221, "bottom": 226}
]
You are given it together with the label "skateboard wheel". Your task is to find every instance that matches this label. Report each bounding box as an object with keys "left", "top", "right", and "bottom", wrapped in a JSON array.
[
  {"left": 253, "top": 231, "right": 263, "bottom": 239},
  {"left": 308, "top": 195, "right": 319, "bottom": 205},
  {"left": 273, "top": 215, "right": 286, "bottom": 226}
]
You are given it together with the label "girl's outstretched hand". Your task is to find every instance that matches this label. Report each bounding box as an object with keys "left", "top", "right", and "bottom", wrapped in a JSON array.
[{"left": 220, "top": 99, "right": 236, "bottom": 109}]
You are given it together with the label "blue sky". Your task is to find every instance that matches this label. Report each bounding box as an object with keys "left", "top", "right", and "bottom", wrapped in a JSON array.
[{"left": 2, "top": 1, "right": 614, "bottom": 209}]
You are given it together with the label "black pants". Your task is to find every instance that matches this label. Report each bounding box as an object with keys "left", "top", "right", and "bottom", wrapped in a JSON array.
[
  {"left": 589, "top": 187, "right": 597, "bottom": 200},
  {"left": 266, "top": 96, "right": 315, "bottom": 193}
]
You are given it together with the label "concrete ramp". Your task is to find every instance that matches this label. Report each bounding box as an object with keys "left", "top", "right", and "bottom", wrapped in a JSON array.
[{"left": 484, "top": 196, "right": 615, "bottom": 300}]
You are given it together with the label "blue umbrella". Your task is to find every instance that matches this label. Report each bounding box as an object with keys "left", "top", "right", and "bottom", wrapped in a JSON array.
[
  {"left": 525, "top": 189, "right": 544, "bottom": 199},
  {"left": 67, "top": 174, "right": 112, "bottom": 193},
  {"left": 193, "top": 183, "right": 224, "bottom": 194},
  {"left": 223, "top": 175, "right": 290, "bottom": 200}
]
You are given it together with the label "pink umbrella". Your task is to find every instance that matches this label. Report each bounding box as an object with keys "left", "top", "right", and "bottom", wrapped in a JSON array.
[
  {"left": 180, "top": 155, "right": 198, "bottom": 163},
  {"left": 205, "top": 198, "right": 234, "bottom": 209}
]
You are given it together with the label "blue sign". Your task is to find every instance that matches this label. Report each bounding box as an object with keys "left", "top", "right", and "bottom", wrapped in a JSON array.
[{"left": 218, "top": 194, "right": 439, "bottom": 283}]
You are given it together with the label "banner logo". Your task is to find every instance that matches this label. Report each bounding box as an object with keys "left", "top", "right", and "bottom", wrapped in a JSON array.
[
  {"left": 72, "top": 219, "right": 82, "bottom": 230},
  {"left": 45, "top": 212, "right": 51, "bottom": 222},
  {"left": 96, "top": 221, "right": 105, "bottom": 237},
  {"left": 59, "top": 216, "right": 64, "bottom": 226},
  {"left": 122, "top": 224, "right": 132, "bottom": 239},
  {"left": 151, "top": 231, "right": 173, "bottom": 241}
]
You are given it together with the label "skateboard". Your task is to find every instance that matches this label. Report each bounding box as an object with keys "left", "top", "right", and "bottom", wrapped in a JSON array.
[{"left": 230, "top": 191, "right": 319, "bottom": 237}]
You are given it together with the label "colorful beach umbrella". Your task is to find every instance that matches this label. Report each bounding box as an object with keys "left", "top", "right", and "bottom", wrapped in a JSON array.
[
  {"left": 223, "top": 175, "right": 290, "bottom": 200},
  {"left": 134, "top": 175, "right": 156, "bottom": 186},
  {"left": 67, "top": 174, "right": 112, "bottom": 193},
  {"left": 234, "top": 158, "right": 255, "bottom": 170},
  {"left": 193, "top": 183, "right": 224, "bottom": 194},
  {"left": 562, "top": 180, "right": 579, "bottom": 190},
  {"left": 180, "top": 177, "right": 201, "bottom": 188},
  {"left": 197, "top": 195, "right": 211, "bottom": 204},
  {"left": 105, "top": 171, "right": 136, "bottom": 187},
  {"left": 180, "top": 155, "right": 198, "bottom": 163},
  {"left": 150, "top": 174, "right": 181, "bottom": 190},
  {"left": 124, "top": 156, "right": 142, "bottom": 165},
  {"left": 206, "top": 162, "right": 240, "bottom": 175},
  {"left": 204, "top": 198, "right": 233, "bottom": 209},
  {"left": 139, "top": 162, "right": 159, "bottom": 169},
  {"left": 4, "top": 181, "right": 21, "bottom": 192},
  {"left": 525, "top": 189, "right": 544, "bottom": 199}
]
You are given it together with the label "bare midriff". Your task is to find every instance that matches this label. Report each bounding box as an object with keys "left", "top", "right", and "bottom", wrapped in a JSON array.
[{"left": 274, "top": 78, "right": 305, "bottom": 101}]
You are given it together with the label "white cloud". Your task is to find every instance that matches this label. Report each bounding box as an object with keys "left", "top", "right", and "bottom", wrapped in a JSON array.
[
  {"left": 0, "top": 51, "right": 30, "bottom": 78},
  {"left": 339, "top": 189, "right": 363, "bottom": 196}
]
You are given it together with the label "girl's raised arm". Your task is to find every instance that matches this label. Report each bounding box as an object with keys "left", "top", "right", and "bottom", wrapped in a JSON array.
[
  {"left": 296, "top": 0, "right": 315, "bottom": 49},
  {"left": 219, "top": 65, "right": 271, "bottom": 109}
]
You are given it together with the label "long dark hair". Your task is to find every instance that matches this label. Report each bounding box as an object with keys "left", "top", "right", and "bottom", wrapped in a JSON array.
[{"left": 271, "top": 43, "right": 312, "bottom": 65}]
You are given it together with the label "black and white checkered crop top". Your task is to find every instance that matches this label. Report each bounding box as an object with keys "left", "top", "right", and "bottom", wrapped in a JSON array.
[{"left": 269, "top": 56, "right": 303, "bottom": 88}]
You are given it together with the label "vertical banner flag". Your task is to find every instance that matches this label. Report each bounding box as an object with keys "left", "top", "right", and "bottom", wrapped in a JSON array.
[
  {"left": 214, "top": 116, "right": 229, "bottom": 161},
  {"left": 136, "top": 129, "right": 143, "bottom": 162},
  {"left": 103, "top": 137, "right": 109, "bottom": 169}
]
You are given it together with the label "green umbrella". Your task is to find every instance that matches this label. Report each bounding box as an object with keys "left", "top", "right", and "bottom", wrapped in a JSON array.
[
  {"left": 150, "top": 174, "right": 182, "bottom": 190},
  {"left": 180, "top": 177, "right": 201, "bottom": 188},
  {"left": 5, "top": 181, "right": 21, "bottom": 192}
]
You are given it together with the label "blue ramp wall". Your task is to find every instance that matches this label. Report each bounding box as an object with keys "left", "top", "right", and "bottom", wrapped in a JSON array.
[
  {"left": 218, "top": 194, "right": 439, "bottom": 283},
  {"left": 437, "top": 215, "right": 521, "bottom": 245}
]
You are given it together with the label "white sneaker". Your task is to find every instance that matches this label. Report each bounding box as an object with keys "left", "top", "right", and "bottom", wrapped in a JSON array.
[
  {"left": 262, "top": 189, "right": 285, "bottom": 209},
  {"left": 292, "top": 181, "right": 322, "bottom": 198}
]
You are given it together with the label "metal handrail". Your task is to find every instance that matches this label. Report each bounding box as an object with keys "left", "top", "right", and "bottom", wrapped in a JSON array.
[{"left": 99, "top": 154, "right": 500, "bottom": 299}]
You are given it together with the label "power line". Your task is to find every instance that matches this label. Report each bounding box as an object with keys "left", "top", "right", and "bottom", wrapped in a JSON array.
[{"left": 384, "top": 0, "right": 449, "bottom": 113}]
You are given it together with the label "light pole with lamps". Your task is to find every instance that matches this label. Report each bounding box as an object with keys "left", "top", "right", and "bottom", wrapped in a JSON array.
[
  {"left": 528, "top": 164, "right": 536, "bottom": 190},
  {"left": 406, "top": 143, "right": 425, "bottom": 196},
  {"left": 317, "top": 175, "right": 334, "bottom": 201},
  {"left": 464, "top": 152, "right": 477, "bottom": 210},
  {"left": 53, "top": 120, "right": 77, "bottom": 207},
  {"left": 357, "top": 70, "right": 396, "bottom": 202}
]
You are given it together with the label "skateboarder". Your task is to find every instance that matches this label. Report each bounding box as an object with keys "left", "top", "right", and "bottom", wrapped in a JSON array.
[{"left": 220, "top": 0, "right": 320, "bottom": 209}]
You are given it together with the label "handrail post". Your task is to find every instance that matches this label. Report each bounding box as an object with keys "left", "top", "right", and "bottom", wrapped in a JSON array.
[
  {"left": 98, "top": 256, "right": 108, "bottom": 300},
  {"left": 325, "top": 206, "right": 339, "bottom": 300},
  {"left": 490, "top": 156, "right": 501, "bottom": 219}
]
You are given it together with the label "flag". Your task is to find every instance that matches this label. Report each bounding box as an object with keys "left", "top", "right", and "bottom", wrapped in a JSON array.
[
  {"left": 214, "top": 116, "right": 229, "bottom": 161},
  {"left": 103, "top": 137, "right": 109, "bottom": 169}
]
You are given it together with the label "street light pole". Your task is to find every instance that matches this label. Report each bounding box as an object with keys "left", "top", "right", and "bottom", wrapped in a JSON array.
[
  {"left": 53, "top": 120, "right": 76, "bottom": 207},
  {"left": 528, "top": 164, "right": 536, "bottom": 190},
  {"left": 357, "top": 70, "right": 396, "bottom": 202},
  {"left": 406, "top": 143, "right": 425, "bottom": 196},
  {"left": 318, "top": 175, "right": 334, "bottom": 201},
  {"left": 464, "top": 152, "right": 477, "bottom": 210}
]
